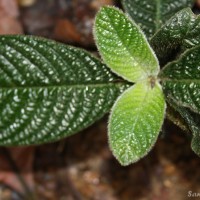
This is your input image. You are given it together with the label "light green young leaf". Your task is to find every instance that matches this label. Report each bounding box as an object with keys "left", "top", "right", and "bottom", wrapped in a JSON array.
[
  {"left": 0, "top": 35, "right": 129, "bottom": 146},
  {"left": 94, "top": 6, "right": 159, "bottom": 83},
  {"left": 150, "top": 8, "right": 200, "bottom": 64},
  {"left": 160, "top": 45, "right": 200, "bottom": 114},
  {"left": 108, "top": 81, "right": 166, "bottom": 166},
  {"left": 122, "top": 0, "right": 195, "bottom": 38}
]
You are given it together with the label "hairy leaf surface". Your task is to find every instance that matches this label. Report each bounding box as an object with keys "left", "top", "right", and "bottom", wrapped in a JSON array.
[
  {"left": 168, "top": 98, "right": 200, "bottom": 156},
  {"left": 122, "top": 0, "right": 194, "bottom": 38},
  {"left": 0, "top": 35, "right": 129, "bottom": 146},
  {"left": 151, "top": 8, "right": 200, "bottom": 64},
  {"left": 177, "top": 109, "right": 200, "bottom": 156},
  {"left": 108, "top": 81, "right": 166, "bottom": 166},
  {"left": 160, "top": 45, "right": 200, "bottom": 114},
  {"left": 166, "top": 105, "right": 190, "bottom": 133},
  {"left": 94, "top": 6, "right": 159, "bottom": 83}
]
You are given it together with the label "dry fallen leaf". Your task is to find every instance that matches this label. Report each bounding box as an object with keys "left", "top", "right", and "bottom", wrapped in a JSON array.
[
  {"left": 0, "top": 16, "right": 23, "bottom": 34},
  {"left": 18, "top": 0, "right": 36, "bottom": 7},
  {"left": 54, "top": 19, "right": 82, "bottom": 43},
  {"left": 0, "top": 0, "right": 19, "bottom": 18},
  {"left": 197, "top": 0, "right": 200, "bottom": 8},
  {"left": 0, "top": 0, "right": 23, "bottom": 34},
  {"left": 0, "top": 147, "right": 35, "bottom": 193}
]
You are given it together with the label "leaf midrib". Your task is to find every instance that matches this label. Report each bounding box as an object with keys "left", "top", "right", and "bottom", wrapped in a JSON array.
[
  {"left": 128, "top": 86, "right": 150, "bottom": 154},
  {"left": 161, "top": 78, "right": 200, "bottom": 83},
  {"left": 103, "top": 9, "right": 148, "bottom": 77},
  {"left": 0, "top": 82, "right": 127, "bottom": 90},
  {"left": 155, "top": 0, "right": 161, "bottom": 31}
]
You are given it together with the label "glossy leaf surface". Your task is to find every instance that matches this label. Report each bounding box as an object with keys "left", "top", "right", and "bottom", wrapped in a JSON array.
[
  {"left": 151, "top": 8, "right": 200, "bottom": 63},
  {"left": 0, "top": 35, "right": 129, "bottom": 146},
  {"left": 122, "top": 0, "right": 194, "bottom": 38},
  {"left": 94, "top": 6, "right": 159, "bottom": 83},
  {"left": 160, "top": 45, "right": 200, "bottom": 114},
  {"left": 108, "top": 81, "right": 166, "bottom": 166}
]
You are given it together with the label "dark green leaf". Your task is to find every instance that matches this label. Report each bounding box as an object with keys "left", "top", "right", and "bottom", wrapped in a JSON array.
[
  {"left": 166, "top": 104, "right": 190, "bottom": 133},
  {"left": 192, "top": 136, "right": 200, "bottom": 156},
  {"left": 122, "top": 0, "right": 194, "bottom": 38},
  {"left": 160, "top": 45, "right": 200, "bottom": 114},
  {"left": 167, "top": 98, "right": 200, "bottom": 156},
  {"left": 0, "top": 35, "right": 129, "bottom": 146},
  {"left": 150, "top": 8, "right": 200, "bottom": 63}
]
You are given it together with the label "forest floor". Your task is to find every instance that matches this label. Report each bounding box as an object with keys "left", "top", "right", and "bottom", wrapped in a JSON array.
[{"left": 0, "top": 0, "right": 200, "bottom": 200}]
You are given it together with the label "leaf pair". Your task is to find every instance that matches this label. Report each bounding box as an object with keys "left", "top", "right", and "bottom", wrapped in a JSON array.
[
  {"left": 94, "top": 7, "right": 166, "bottom": 165},
  {"left": 122, "top": 0, "right": 195, "bottom": 38}
]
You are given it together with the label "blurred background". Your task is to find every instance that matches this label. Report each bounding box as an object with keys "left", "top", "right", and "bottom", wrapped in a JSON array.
[{"left": 0, "top": 0, "right": 200, "bottom": 199}]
